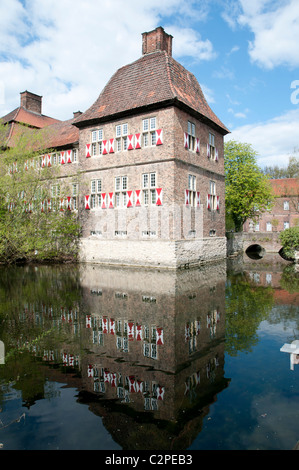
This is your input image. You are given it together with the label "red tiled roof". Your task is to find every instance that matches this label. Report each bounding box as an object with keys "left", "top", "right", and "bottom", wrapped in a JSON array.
[
  {"left": 74, "top": 51, "right": 229, "bottom": 135},
  {"left": 40, "top": 117, "right": 79, "bottom": 149},
  {"left": 2, "top": 116, "right": 79, "bottom": 151},
  {"left": 1, "top": 106, "right": 60, "bottom": 129},
  {"left": 270, "top": 178, "right": 299, "bottom": 196}
]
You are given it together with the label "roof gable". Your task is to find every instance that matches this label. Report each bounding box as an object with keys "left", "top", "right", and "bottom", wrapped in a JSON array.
[{"left": 74, "top": 51, "right": 229, "bottom": 134}]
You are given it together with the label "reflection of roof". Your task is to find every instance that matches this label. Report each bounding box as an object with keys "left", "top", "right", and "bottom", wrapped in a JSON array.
[
  {"left": 2, "top": 106, "right": 60, "bottom": 128},
  {"left": 270, "top": 178, "right": 299, "bottom": 197},
  {"left": 273, "top": 288, "right": 299, "bottom": 306},
  {"left": 74, "top": 51, "right": 229, "bottom": 135}
]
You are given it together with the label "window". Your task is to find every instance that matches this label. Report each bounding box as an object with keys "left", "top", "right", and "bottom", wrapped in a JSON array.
[
  {"left": 115, "top": 123, "right": 128, "bottom": 151},
  {"left": 188, "top": 174, "right": 197, "bottom": 206},
  {"left": 91, "top": 143, "right": 97, "bottom": 156},
  {"left": 266, "top": 222, "right": 272, "bottom": 232},
  {"left": 284, "top": 201, "right": 289, "bottom": 210},
  {"left": 90, "top": 129, "right": 103, "bottom": 155},
  {"left": 284, "top": 221, "right": 290, "bottom": 230},
  {"left": 115, "top": 176, "right": 128, "bottom": 207},
  {"left": 209, "top": 133, "right": 215, "bottom": 159},
  {"left": 73, "top": 149, "right": 78, "bottom": 162},
  {"left": 90, "top": 179, "right": 102, "bottom": 208},
  {"left": 90, "top": 194, "right": 96, "bottom": 209},
  {"left": 210, "top": 180, "right": 217, "bottom": 210},
  {"left": 51, "top": 184, "right": 60, "bottom": 197},
  {"left": 142, "top": 172, "right": 156, "bottom": 204},
  {"left": 143, "top": 117, "right": 156, "bottom": 147},
  {"left": 72, "top": 183, "right": 79, "bottom": 196},
  {"left": 187, "top": 121, "right": 196, "bottom": 150}
]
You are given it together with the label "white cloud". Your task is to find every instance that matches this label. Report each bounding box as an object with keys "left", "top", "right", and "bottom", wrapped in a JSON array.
[
  {"left": 226, "top": 108, "right": 299, "bottom": 168},
  {"left": 226, "top": 0, "right": 299, "bottom": 69},
  {"left": 0, "top": 0, "right": 216, "bottom": 121}
]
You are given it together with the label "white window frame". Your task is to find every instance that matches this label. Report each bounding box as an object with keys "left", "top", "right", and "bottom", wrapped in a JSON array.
[
  {"left": 284, "top": 200, "right": 289, "bottom": 210},
  {"left": 209, "top": 180, "right": 217, "bottom": 210},
  {"left": 209, "top": 132, "right": 215, "bottom": 159},
  {"left": 187, "top": 120, "right": 196, "bottom": 151},
  {"left": 115, "top": 176, "right": 128, "bottom": 207},
  {"left": 143, "top": 117, "right": 156, "bottom": 147},
  {"left": 188, "top": 174, "right": 197, "bottom": 206},
  {"left": 142, "top": 172, "right": 157, "bottom": 205}
]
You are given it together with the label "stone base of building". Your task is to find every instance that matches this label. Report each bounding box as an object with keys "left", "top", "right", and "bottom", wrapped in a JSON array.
[{"left": 79, "top": 237, "right": 227, "bottom": 269}]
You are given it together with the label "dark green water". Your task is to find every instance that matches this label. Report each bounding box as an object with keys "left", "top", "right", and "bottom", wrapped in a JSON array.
[{"left": 0, "top": 255, "right": 298, "bottom": 451}]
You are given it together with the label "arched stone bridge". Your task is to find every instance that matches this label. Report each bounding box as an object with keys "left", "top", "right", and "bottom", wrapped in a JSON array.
[{"left": 227, "top": 232, "right": 287, "bottom": 260}]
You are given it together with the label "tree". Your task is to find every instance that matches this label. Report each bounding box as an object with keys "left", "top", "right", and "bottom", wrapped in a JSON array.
[
  {"left": 0, "top": 121, "right": 80, "bottom": 264},
  {"left": 262, "top": 152, "right": 299, "bottom": 179},
  {"left": 279, "top": 227, "right": 299, "bottom": 260},
  {"left": 224, "top": 140, "right": 274, "bottom": 232}
]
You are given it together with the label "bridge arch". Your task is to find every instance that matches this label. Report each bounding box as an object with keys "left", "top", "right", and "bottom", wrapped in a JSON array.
[{"left": 245, "top": 244, "right": 266, "bottom": 260}]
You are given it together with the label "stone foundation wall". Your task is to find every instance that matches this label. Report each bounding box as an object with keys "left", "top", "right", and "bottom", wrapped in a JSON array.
[{"left": 79, "top": 236, "right": 227, "bottom": 269}]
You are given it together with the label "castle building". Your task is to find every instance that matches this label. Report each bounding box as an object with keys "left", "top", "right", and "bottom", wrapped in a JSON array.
[{"left": 1, "top": 27, "right": 229, "bottom": 269}]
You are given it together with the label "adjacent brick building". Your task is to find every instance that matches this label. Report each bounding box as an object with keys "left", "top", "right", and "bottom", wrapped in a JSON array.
[
  {"left": 243, "top": 178, "right": 299, "bottom": 233},
  {"left": 1, "top": 27, "right": 229, "bottom": 268}
]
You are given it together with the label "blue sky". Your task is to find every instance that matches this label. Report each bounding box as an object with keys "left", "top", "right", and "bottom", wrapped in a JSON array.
[{"left": 0, "top": 0, "right": 299, "bottom": 168}]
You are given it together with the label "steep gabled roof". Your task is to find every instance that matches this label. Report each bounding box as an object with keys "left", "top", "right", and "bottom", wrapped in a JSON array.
[{"left": 74, "top": 50, "right": 229, "bottom": 135}]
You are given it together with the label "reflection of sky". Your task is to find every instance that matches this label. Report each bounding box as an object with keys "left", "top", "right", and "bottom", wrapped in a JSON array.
[
  {"left": 189, "top": 319, "right": 299, "bottom": 450},
  {"left": 0, "top": 383, "right": 121, "bottom": 450}
]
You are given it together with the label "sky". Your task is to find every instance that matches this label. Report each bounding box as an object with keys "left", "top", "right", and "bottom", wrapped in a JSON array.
[{"left": 0, "top": 0, "right": 299, "bottom": 169}]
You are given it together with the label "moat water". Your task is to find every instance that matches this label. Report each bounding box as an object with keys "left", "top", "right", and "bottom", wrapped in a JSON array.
[{"left": 0, "top": 254, "right": 298, "bottom": 451}]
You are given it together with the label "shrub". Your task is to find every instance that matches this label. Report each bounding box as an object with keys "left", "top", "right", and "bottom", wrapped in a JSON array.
[{"left": 279, "top": 227, "right": 299, "bottom": 259}]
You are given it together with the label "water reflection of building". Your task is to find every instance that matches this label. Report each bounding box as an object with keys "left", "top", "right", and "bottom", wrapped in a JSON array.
[
  {"left": 1, "top": 262, "right": 229, "bottom": 450},
  {"left": 77, "top": 262, "right": 229, "bottom": 449}
]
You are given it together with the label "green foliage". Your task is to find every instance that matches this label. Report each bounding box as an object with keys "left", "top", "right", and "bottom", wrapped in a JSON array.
[
  {"left": 225, "top": 272, "right": 274, "bottom": 356},
  {"left": 224, "top": 140, "right": 275, "bottom": 232},
  {"left": 279, "top": 226, "right": 299, "bottom": 259},
  {"left": 0, "top": 121, "right": 80, "bottom": 264}
]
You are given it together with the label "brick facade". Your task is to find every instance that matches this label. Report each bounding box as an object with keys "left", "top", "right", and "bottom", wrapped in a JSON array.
[
  {"left": 243, "top": 178, "right": 299, "bottom": 233},
  {"left": 1, "top": 27, "right": 229, "bottom": 268}
]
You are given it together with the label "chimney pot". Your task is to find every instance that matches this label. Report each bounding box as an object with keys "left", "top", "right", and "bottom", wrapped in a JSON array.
[
  {"left": 20, "top": 91, "right": 42, "bottom": 114},
  {"left": 142, "top": 26, "right": 173, "bottom": 56}
]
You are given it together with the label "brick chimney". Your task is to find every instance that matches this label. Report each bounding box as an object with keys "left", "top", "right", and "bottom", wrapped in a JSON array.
[
  {"left": 20, "top": 91, "right": 42, "bottom": 114},
  {"left": 142, "top": 26, "right": 173, "bottom": 56}
]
